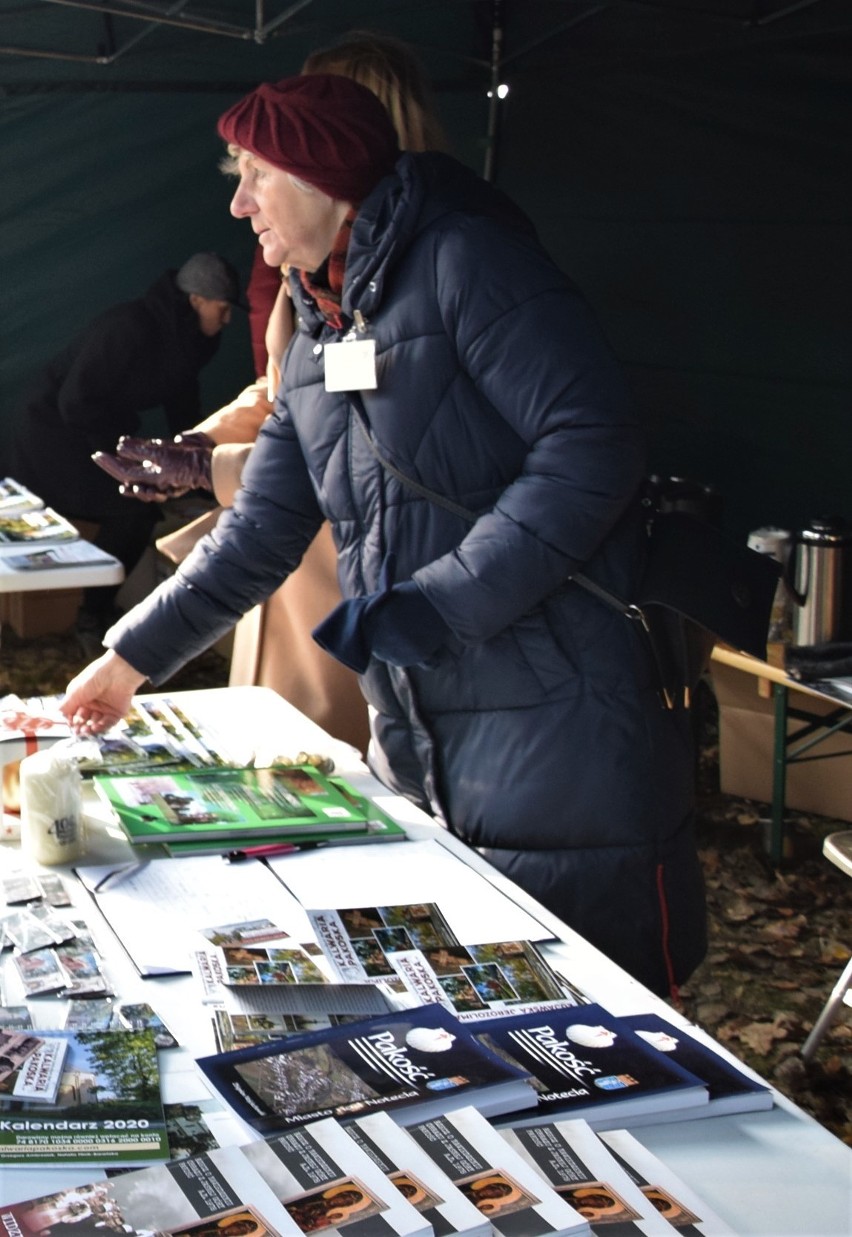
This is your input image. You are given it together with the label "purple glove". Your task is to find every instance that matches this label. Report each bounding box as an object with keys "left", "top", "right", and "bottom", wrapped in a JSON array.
[{"left": 92, "top": 432, "right": 214, "bottom": 501}]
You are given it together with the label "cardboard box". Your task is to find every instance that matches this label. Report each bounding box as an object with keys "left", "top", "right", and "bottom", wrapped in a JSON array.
[
  {"left": 0, "top": 587, "right": 81, "bottom": 637},
  {"left": 711, "top": 660, "right": 852, "bottom": 823}
]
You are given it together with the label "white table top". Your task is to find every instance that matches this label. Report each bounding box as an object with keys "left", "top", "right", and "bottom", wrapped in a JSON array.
[{"left": 1, "top": 686, "right": 850, "bottom": 1232}]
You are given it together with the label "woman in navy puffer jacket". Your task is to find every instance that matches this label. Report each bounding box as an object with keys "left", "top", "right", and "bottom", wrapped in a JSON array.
[{"left": 62, "top": 75, "right": 706, "bottom": 997}]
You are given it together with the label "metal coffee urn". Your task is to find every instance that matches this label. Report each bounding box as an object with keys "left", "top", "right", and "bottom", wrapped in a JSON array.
[{"left": 785, "top": 517, "right": 852, "bottom": 646}]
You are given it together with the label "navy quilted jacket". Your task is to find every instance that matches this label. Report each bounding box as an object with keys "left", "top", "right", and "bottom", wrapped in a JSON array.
[{"left": 110, "top": 153, "right": 706, "bottom": 994}]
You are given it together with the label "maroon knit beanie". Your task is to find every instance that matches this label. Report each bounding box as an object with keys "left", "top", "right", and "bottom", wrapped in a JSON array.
[{"left": 217, "top": 74, "right": 400, "bottom": 204}]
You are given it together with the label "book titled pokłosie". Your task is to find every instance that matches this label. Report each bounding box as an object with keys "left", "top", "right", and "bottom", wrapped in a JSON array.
[
  {"left": 93, "top": 763, "right": 374, "bottom": 846},
  {"left": 599, "top": 1128, "right": 738, "bottom": 1235},
  {"left": 345, "top": 1110, "right": 494, "bottom": 1236},
  {"left": 621, "top": 1011, "right": 773, "bottom": 1117},
  {"left": 196, "top": 1002, "right": 539, "bottom": 1134},
  {"left": 241, "top": 1114, "right": 433, "bottom": 1237},
  {"left": 406, "top": 1104, "right": 591, "bottom": 1237},
  {"left": 473, "top": 1004, "right": 709, "bottom": 1130},
  {"left": 0, "top": 1028, "right": 169, "bottom": 1167},
  {"left": 502, "top": 1118, "right": 675, "bottom": 1235}
]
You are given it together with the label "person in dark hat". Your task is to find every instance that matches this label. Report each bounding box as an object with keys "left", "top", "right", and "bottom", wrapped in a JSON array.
[
  {"left": 61, "top": 75, "right": 707, "bottom": 996},
  {"left": 8, "top": 253, "right": 244, "bottom": 640}
]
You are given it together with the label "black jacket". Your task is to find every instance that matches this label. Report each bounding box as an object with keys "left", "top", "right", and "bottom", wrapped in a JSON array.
[
  {"left": 10, "top": 270, "right": 218, "bottom": 520},
  {"left": 108, "top": 155, "right": 707, "bottom": 994}
]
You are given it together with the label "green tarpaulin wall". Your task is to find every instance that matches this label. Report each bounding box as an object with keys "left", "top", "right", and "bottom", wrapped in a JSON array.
[{"left": 1, "top": 1, "right": 849, "bottom": 535}]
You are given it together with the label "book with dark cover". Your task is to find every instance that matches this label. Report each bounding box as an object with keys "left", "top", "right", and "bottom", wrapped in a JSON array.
[
  {"left": 473, "top": 1004, "right": 709, "bottom": 1130},
  {"left": 196, "top": 1003, "right": 538, "bottom": 1134},
  {"left": 92, "top": 764, "right": 373, "bottom": 845},
  {"left": 620, "top": 1011, "right": 773, "bottom": 1116}
]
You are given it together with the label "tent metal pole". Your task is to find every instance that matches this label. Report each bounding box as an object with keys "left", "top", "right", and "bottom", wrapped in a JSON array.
[{"left": 483, "top": 0, "right": 503, "bottom": 183}]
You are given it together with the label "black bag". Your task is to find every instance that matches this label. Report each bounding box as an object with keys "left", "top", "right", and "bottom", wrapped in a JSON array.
[{"left": 626, "top": 509, "right": 781, "bottom": 703}]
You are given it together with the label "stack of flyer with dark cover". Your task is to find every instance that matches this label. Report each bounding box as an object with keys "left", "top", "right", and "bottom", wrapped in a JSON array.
[{"left": 196, "top": 1002, "right": 540, "bottom": 1134}]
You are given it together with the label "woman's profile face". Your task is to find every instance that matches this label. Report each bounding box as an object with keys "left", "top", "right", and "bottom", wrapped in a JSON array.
[{"left": 230, "top": 152, "right": 347, "bottom": 273}]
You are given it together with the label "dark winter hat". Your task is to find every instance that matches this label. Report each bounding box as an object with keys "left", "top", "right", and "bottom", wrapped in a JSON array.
[
  {"left": 217, "top": 74, "right": 400, "bottom": 204},
  {"left": 176, "top": 252, "right": 247, "bottom": 309}
]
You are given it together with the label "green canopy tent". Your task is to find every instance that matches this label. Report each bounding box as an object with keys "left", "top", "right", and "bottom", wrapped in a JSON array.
[{"left": 1, "top": 0, "right": 849, "bottom": 533}]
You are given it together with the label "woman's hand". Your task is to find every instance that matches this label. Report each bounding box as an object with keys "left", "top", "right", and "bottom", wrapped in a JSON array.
[{"left": 60, "top": 650, "right": 147, "bottom": 733}]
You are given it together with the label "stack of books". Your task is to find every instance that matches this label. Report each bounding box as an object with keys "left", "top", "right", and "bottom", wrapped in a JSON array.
[{"left": 93, "top": 762, "right": 406, "bottom": 856}]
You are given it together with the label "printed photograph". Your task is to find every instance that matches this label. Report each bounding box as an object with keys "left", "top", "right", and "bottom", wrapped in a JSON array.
[
  {"left": 457, "top": 1170, "right": 539, "bottom": 1219},
  {"left": 387, "top": 1171, "right": 444, "bottom": 1212},
  {"left": 284, "top": 1178, "right": 385, "bottom": 1233},
  {"left": 557, "top": 1182, "right": 643, "bottom": 1225}
]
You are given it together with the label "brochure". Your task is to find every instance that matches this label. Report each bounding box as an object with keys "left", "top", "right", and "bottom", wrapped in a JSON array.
[
  {"left": 502, "top": 1118, "right": 674, "bottom": 1234},
  {"left": 2, "top": 542, "right": 120, "bottom": 571},
  {"left": 474, "top": 1003, "right": 710, "bottom": 1129},
  {"left": 306, "top": 902, "right": 459, "bottom": 986},
  {"left": 388, "top": 937, "right": 578, "bottom": 1020},
  {"left": 241, "top": 1114, "right": 433, "bottom": 1236},
  {"left": 406, "top": 1104, "right": 591, "bottom": 1236},
  {"left": 196, "top": 1003, "right": 539, "bottom": 1133},
  {"left": 599, "top": 1128, "right": 738, "bottom": 1235},
  {"left": 0, "top": 1144, "right": 304, "bottom": 1236},
  {"left": 347, "top": 1109, "right": 493, "bottom": 1236}
]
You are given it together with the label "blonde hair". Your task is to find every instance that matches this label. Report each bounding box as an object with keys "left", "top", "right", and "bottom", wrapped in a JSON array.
[{"left": 301, "top": 29, "right": 447, "bottom": 154}]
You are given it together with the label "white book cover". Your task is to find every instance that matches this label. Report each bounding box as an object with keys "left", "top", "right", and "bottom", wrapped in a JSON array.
[
  {"left": 502, "top": 1118, "right": 674, "bottom": 1234},
  {"left": 407, "top": 1103, "right": 591, "bottom": 1236},
  {"left": 348, "top": 1109, "right": 492, "bottom": 1236},
  {"left": 240, "top": 1114, "right": 432, "bottom": 1236},
  {"left": 599, "top": 1129, "right": 739, "bottom": 1235}
]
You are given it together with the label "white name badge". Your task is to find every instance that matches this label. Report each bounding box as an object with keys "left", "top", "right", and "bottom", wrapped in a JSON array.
[{"left": 323, "top": 339, "right": 378, "bottom": 392}]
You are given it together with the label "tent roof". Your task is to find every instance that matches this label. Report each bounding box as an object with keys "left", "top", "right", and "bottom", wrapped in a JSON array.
[{"left": 2, "top": 0, "right": 848, "bottom": 90}]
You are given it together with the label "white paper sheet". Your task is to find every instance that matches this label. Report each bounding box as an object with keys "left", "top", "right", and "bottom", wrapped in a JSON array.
[
  {"left": 266, "top": 836, "right": 553, "bottom": 944},
  {"left": 75, "top": 855, "right": 314, "bottom": 976}
]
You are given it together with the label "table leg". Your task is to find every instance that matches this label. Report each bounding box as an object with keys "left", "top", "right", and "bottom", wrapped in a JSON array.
[{"left": 770, "top": 682, "right": 789, "bottom": 866}]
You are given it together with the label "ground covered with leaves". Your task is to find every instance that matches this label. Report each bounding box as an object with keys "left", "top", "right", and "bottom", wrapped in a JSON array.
[{"left": 2, "top": 629, "right": 850, "bottom": 1144}]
